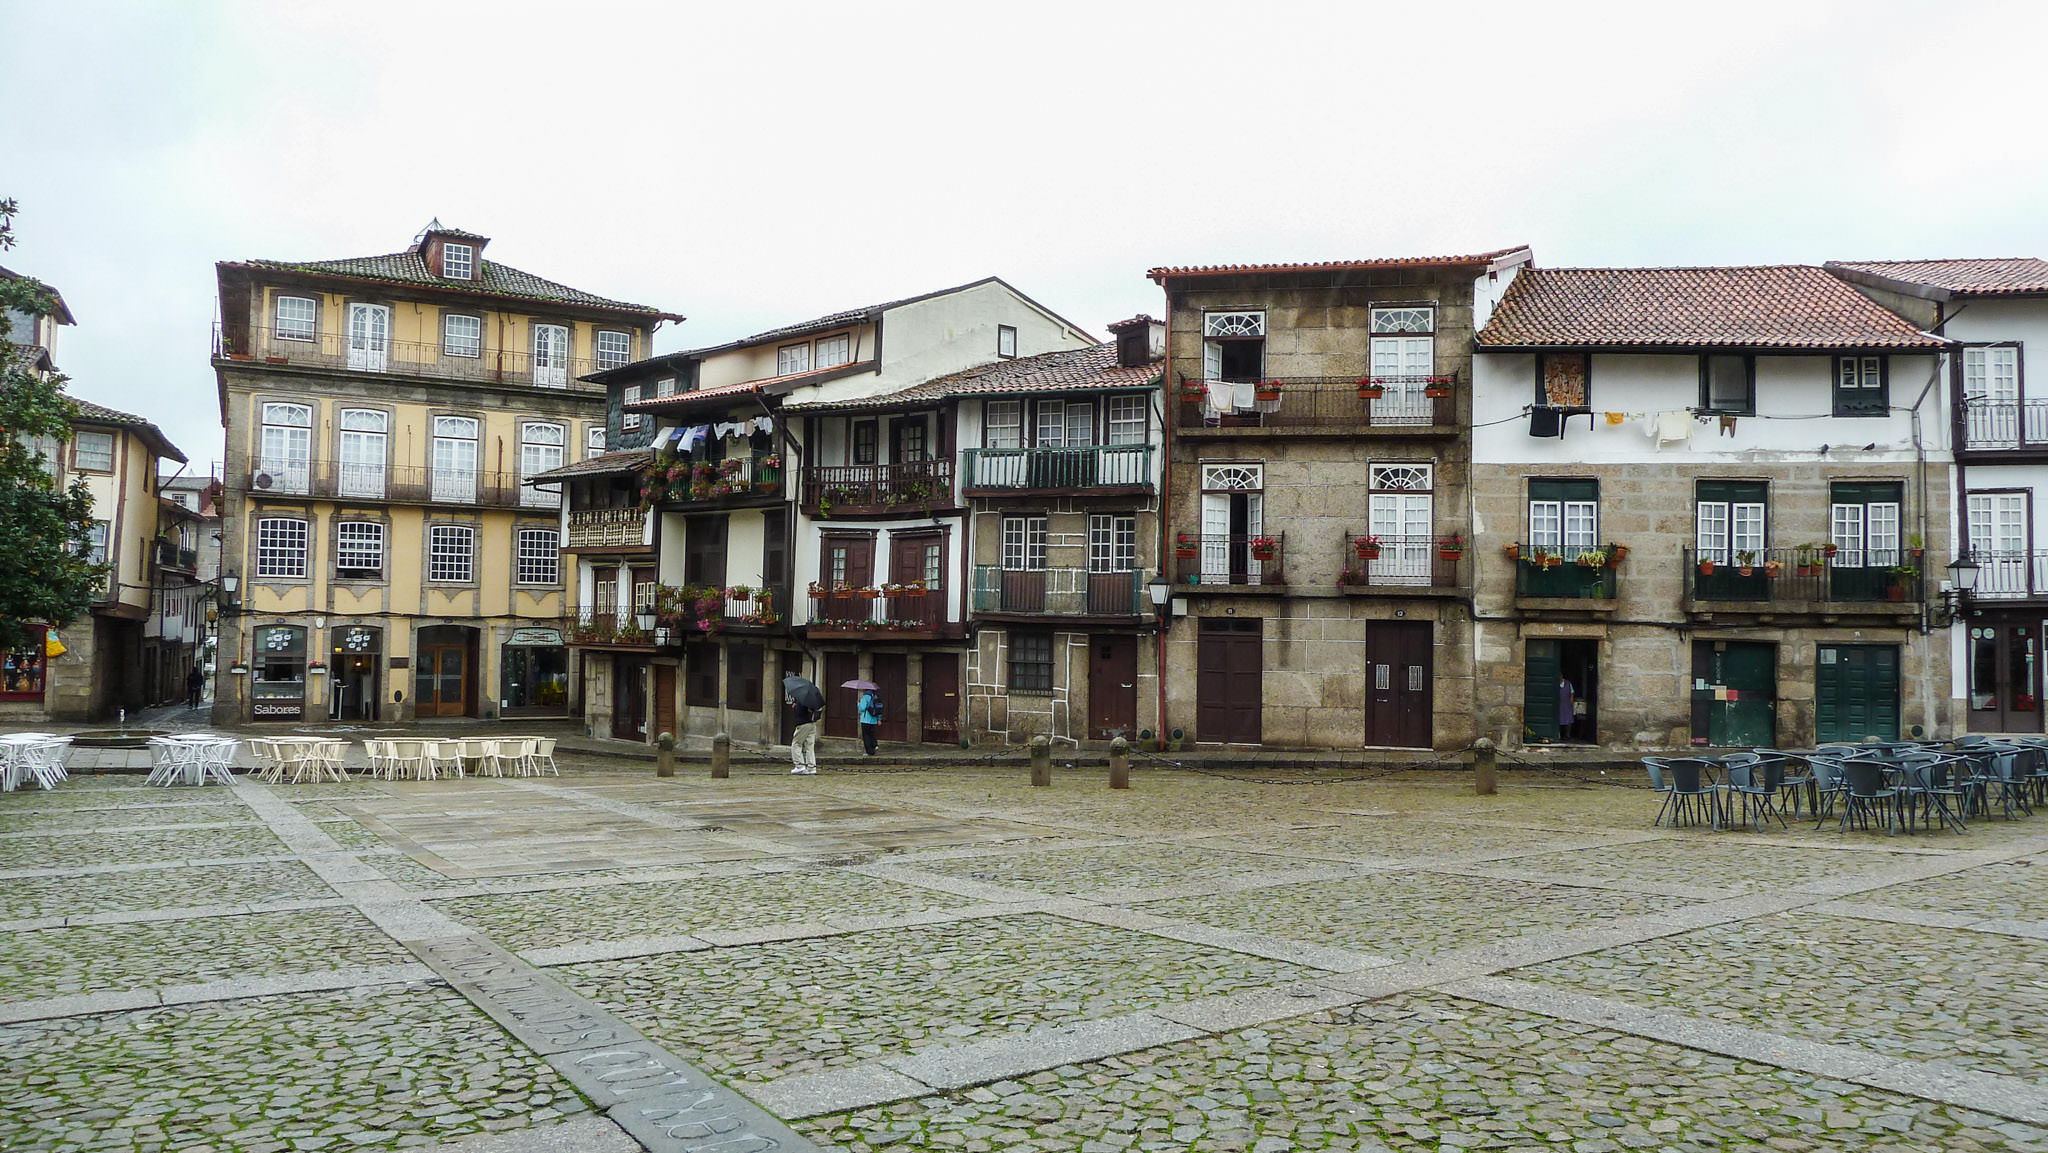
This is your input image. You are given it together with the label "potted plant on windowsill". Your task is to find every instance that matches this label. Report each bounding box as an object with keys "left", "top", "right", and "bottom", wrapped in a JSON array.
[
  {"left": 1354, "top": 535, "right": 1382, "bottom": 561},
  {"left": 1254, "top": 381, "right": 1283, "bottom": 403},
  {"left": 1248, "top": 535, "right": 1278, "bottom": 561},
  {"left": 1887, "top": 564, "right": 1917, "bottom": 601},
  {"left": 1423, "top": 377, "right": 1453, "bottom": 399},
  {"left": 1174, "top": 533, "right": 1198, "bottom": 559},
  {"left": 1436, "top": 532, "right": 1466, "bottom": 560},
  {"left": 1736, "top": 550, "right": 1757, "bottom": 577},
  {"left": 1698, "top": 557, "right": 1717, "bottom": 575}
]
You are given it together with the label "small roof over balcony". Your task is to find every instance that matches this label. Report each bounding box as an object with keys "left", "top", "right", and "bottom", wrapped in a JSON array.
[{"left": 525, "top": 448, "right": 652, "bottom": 485}]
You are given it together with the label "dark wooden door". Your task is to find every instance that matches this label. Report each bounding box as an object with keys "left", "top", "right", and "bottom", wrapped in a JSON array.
[
  {"left": 653, "top": 664, "right": 677, "bottom": 741},
  {"left": 779, "top": 651, "right": 803, "bottom": 744},
  {"left": 1691, "top": 641, "right": 1776, "bottom": 748},
  {"left": 1196, "top": 618, "right": 1262, "bottom": 743},
  {"left": 420, "top": 643, "right": 468, "bottom": 717},
  {"left": 1968, "top": 622, "right": 2042, "bottom": 733},
  {"left": 873, "top": 652, "right": 908, "bottom": 743},
  {"left": 612, "top": 657, "right": 646, "bottom": 740},
  {"left": 823, "top": 651, "right": 859, "bottom": 738},
  {"left": 1364, "top": 621, "right": 1431, "bottom": 749},
  {"left": 1089, "top": 636, "right": 1138, "bottom": 740},
  {"left": 821, "top": 535, "right": 875, "bottom": 621},
  {"left": 1816, "top": 644, "right": 1899, "bottom": 743},
  {"left": 921, "top": 652, "right": 960, "bottom": 743}
]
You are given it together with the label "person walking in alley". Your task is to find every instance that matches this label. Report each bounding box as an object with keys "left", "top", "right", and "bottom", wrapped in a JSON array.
[
  {"left": 788, "top": 694, "right": 820, "bottom": 774},
  {"left": 858, "top": 688, "right": 883, "bottom": 756},
  {"left": 186, "top": 665, "right": 205, "bottom": 709}
]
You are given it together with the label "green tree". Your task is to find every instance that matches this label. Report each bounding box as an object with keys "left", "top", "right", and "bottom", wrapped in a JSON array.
[{"left": 0, "top": 199, "right": 105, "bottom": 652}]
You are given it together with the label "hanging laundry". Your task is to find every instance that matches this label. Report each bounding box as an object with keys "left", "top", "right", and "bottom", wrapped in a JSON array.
[
  {"left": 1231, "top": 382, "right": 1257, "bottom": 412},
  {"left": 1719, "top": 414, "right": 1738, "bottom": 437},
  {"left": 1604, "top": 412, "right": 1626, "bottom": 425},
  {"left": 1205, "top": 380, "right": 1232, "bottom": 413},
  {"left": 678, "top": 425, "right": 709, "bottom": 453},
  {"left": 1652, "top": 411, "right": 1693, "bottom": 446},
  {"left": 1528, "top": 406, "right": 1564, "bottom": 438}
]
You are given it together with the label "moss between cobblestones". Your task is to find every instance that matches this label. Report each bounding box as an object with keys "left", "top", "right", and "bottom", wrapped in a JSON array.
[
  {"left": 1516, "top": 910, "right": 2048, "bottom": 1081},
  {"left": 0, "top": 801, "right": 255, "bottom": 834},
  {"left": 1496, "top": 839, "right": 1932, "bottom": 892},
  {"left": 911, "top": 843, "right": 1313, "bottom": 895},
  {"left": 793, "top": 993, "right": 2048, "bottom": 1152},
  {"left": 0, "top": 860, "right": 334, "bottom": 922},
  {"left": 5, "top": 824, "right": 288, "bottom": 868},
  {"left": 561, "top": 914, "right": 1316, "bottom": 1085},
  {"left": 1, "top": 908, "right": 411, "bottom": 999},
  {"left": 1139, "top": 871, "right": 1699, "bottom": 959},
  {"left": 1859, "top": 854, "right": 2048, "bottom": 922},
  {"left": 0, "top": 984, "right": 588, "bottom": 1152}
]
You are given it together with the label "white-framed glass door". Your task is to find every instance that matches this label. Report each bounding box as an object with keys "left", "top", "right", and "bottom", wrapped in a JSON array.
[
  {"left": 432, "top": 416, "right": 479, "bottom": 502},
  {"left": 533, "top": 324, "right": 570, "bottom": 387},
  {"left": 346, "top": 304, "right": 389, "bottom": 372},
  {"left": 338, "top": 409, "right": 387, "bottom": 498}
]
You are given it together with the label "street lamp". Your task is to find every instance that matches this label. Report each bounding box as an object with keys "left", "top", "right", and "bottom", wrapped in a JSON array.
[
  {"left": 220, "top": 571, "right": 239, "bottom": 598},
  {"left": 1938, "top": 555, "right": 1981, "bottom": 627},
  {"left": 634, "top": 607, "right": 657, "bottom": 634},
  {"left": 1146, "top": 573, "right": 1171, "bottom": 617}
]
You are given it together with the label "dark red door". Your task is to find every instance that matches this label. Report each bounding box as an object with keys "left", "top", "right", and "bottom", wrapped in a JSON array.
[
  {"left": 823, "top": 651, "right": 859, "bottom": 739},
  {"left": 1197, "top": 618, "right": 1262, "bottom": 744},
  {"left": 821, "top": 535, "right": 875, "bottom": 622},
  {"left": 1089, "top": 636, "right": 1137, "bottom": 740},
  {"left": 921, "top": 653, "right": 960, "bottom": 743},
  {"left": 1364, "top": 621, "right": 1432, "bottom": 749},
  {"left": 872, "top": 652, "right": 908, "bottom": 743}
]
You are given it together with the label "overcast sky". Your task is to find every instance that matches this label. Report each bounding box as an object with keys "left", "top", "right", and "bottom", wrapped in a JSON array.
[{"left": 8, "top": 1, "right": 2046, "bottom": 472}]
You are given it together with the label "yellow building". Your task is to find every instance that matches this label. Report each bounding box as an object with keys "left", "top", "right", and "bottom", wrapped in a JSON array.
[{"left": 210, "top": 222, "right": 680, "bottom": 725}]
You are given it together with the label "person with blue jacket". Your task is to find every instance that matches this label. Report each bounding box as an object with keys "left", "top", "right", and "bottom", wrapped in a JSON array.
[{"left": 857, "top": 688, "right": 882, "bottom": 756}]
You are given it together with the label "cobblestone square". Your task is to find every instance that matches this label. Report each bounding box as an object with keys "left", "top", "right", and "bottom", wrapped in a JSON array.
[{"left": 1, "top": 754, "right": 2044, "bottom": 1153}]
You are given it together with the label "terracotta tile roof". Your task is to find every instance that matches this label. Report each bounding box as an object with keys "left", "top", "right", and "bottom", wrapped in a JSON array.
[
  {"left": 68, "top": 396, "right": 187, "bottom": 463},
  {"left": 1475, "top": 266, "right": 1946, "bottom": 351},
  {"left": 1149, "top": 246, "right": 1531, "bottom": 282},
  {"left": 526, "top": 449, "right": 652, "bottom": 484},
  {"left": 1824, "top": 258, "right": 2048, "bottom": 298},
  {"left": 223, "top": 251, "right": 678, "bottom": 318},
  {"left": 782, "top": 342, "right": 1159, "bottom": 412}
]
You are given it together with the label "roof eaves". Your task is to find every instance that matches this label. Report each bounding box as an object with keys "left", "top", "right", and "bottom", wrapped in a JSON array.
[{"left": 1147, "top": 245, "right": 1531, "bottom": 283}]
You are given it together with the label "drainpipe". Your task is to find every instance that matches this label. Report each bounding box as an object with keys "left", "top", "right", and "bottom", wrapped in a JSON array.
[{"left": 1156, "top": 294, "right": 1174, "bottom": 751}]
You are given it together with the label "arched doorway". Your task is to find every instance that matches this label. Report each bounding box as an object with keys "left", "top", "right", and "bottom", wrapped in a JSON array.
[{"left": 415, "top": 625, "right": 477, "bottom": 717}]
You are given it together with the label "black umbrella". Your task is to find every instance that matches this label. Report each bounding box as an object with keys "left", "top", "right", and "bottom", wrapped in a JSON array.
[{"left": 782, "top": 674, "right": 824, "bottom": 709}]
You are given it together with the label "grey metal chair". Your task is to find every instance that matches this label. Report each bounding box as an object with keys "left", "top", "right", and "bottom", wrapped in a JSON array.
[{"left": 1837, "top": 761, "right": 1900, "bottom": 834}]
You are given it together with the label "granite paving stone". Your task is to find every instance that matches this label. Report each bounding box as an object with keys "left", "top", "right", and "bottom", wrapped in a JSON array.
[
  {"left": 1494, "top": 838, "right": 1937, "bottom": 893},
  {"left": 793, "top": 993, "right": 2048, "bottom": 1152},
  {"left": 0, "top": 984, "right": 590, "bottom": 1152},
  {"left": 909, "top": 844, "right": 1309, "bottom": 896},
  {"left": 0, "top": 859, "right": 334, "bottom": 921},
  {"left": 0, "top": 908, "right": 414, "bottom": 998},
  {"left": 440, "top": 871, "right": 975, "bottom": 950},
  {"left": 1138, "top": 871, "right": 1700, "bottom": 959},
  {"left": 0, "top": 801, "right": 256, "bottom": 833},
  {"left": 1857, "top": 854, "right": 2048, "bottom": 923},
  {"left": 561, "top": 914, "right": 1316, "bottom": 1087},
  {"left": 1516, "top": 910, "right": 2048, "bottom": 1081},
  {"left": 5, "top": 823, "right": 289, "bottom": 867}
]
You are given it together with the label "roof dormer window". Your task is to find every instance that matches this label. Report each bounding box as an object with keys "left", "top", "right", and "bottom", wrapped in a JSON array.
[{"left": 443, "top": 243, "right": 474, "bottom": 281}]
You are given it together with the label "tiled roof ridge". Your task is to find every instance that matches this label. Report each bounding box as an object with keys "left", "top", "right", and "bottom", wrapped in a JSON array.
[
  {"left": 1830, "top": 255, "right": 2044, "bottom": 268},
  {"left": 1148, "top": 245, "right": 1530, "bottom": 279},
  {"left": 224, "top": 250, "right": 677, "bottom": 317}
]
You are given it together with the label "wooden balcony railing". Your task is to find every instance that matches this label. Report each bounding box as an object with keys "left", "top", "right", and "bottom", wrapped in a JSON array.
[
  {"left": 804, "top": 585, "right": 950, "bottom": 636},
  {"left": 215, "top": 323, "right": 614, "bottom": 391},
  {"left": 802, "top": 459, "right": 953, "bottom": 516},
  {"left": 565, "top": 508, "right": 647, "bottom": 550},
  {"left": 970, "top": 566, "right": 1144, "bottom": 616},
  {"left": 1683, "top": 548, "right": 1924, "bottom": 604},
  {"left": 960, "top": 445, "right": 1153, "bottom": 493},
  {"left": 1175, "top": 375, "right": 1455, "bottom": 431},
  {"left": 1172, "top": 532, "right": 1285, "bottom": 588},
  {"left": 1336, "top": 534, "right": 1460, "bottom": 588}
]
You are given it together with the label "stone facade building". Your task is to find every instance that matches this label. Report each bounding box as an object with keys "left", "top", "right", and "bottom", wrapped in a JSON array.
[
  {"left": 1148, "top": 249, "right": 1531, "bottom": 750},
  {"left": 1470, "top": 264, "right": 1953, "bottom": 750}
]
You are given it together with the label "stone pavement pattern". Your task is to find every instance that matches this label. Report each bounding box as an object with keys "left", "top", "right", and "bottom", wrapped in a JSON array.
[{"left": 3, "top": 746, "right": 2048, "bottom": 1152}]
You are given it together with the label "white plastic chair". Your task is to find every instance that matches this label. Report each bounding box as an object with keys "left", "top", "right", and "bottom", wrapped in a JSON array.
[
  {"left": 424, "top": 739, "right": 464, "bottom": 780},
  {"left": 315, "top": 739, "right": 351, "bottom": 782},
  {"left": 530, "top": 737, "right": 559, "bottom": 776},
  {"left": 362, "top": 739, "right": 389, "bottom": 778},
  {"left": 387, "top": 740, "right": 426, "bottom": 780},
  {"left": 461, "top": 738, "right": 502, "bottom": 777},
  {"left": 504, "top": 737, "right": 538, "bottom": 777}
]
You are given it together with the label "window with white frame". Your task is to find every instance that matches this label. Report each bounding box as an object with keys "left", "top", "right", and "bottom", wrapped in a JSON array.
[
  {"left": 654, "top": 377, "right": 676, "bottom": 397},
  {"left": 431, "top": 416, "right": 479, "bottom": 502},
  {"left": 1830, "top": 482, "right": 1901, "bottom": 568},
  {"left": 1528, "top": 479, "right": 1598, "bottom": 552},
  {"left": 1695, "top": 480, "right": 1766, "bottom": 565},
  {"left": 443, "top": 314, "right": 481, "bottom": 358},
  {"left": 815, "top": 333, "right": 851, "bottom": 369},
  {"left": 1001, "top": 515, "right": 1048, "bottom": 571},
  {"left": 1202, "top": 311, "right": 1265, "bottom": 383},
  {"left": 776, "top": 341, "right": 812, "bottom": 376},
  {"left": 596, "top": 330, "right": 632, "bottom": 369},
  {"left": 1368, "top": 306, "right": 1435, "bottom": 388},
  {"left": 258, "top": 402, "right": 312, "bottom": 492},
  {"left": 985, "top": 399, "right": 1023, "bottom": 449},
  {"left": 1036, "top": 399, "right": 1093, "bottom": 447},
  {"left": 338, "top": 408, "right": 387, "bottom": 498},
  {"left": 442, "top": 243, "right": 473, "bottom": 280},
  {"left": 1964, "top": 346, "right": 2021, "bottom": 401},
  {"left": 86, "top": 520, "right": 110, "bottom": 566},
  {"left": 275, "top": 296, "right": 316, "bottom": 342},
  {"left": 72, "top": 430, "right": 114, "bottom": 471},
  {"left": 621, "top": 384, "right": 643, "bottom": 430},
  {"left": 255, "top": 518, "right": 308, "bottom": 579},
  {"left": 1368, "top": 465, "right": 1434, "bottom": 582},
  {"left": 533, "top": 324, "right": 570, "bottom": 387},
  {"left": 520, "top": 422, "right": 564, "bottom": 506},
  {"left": 1968, "top": 491, "right": 2028, "bottom": 596},
  {"left": 586, "top": 425, "right": 607, "bottom": 459},
  {"left": 997, "top": 325, "right": 1017, "bottom": 358},
  {"left": 335, "top": 521, "right": 384, "bottom": 579},
  {"left": 1833, "top": 355, "right": 1887, "bottom": 417},
  {"left": 428, "top": 524, "right": 475, "bottom": 582},
  {"left": 1088, "top": 514, "right": 1136, "bottom": 573},
  {"left": 1107, "top": 395, "right": 1147, "bottom": 444},
  {"left": 516, "top": 527, "right": 561, "bottom": 585}
]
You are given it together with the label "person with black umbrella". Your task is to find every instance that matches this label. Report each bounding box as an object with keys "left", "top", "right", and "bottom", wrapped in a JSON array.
[{"left": 783, "top": 674, "right": 824, "bottom": 775}]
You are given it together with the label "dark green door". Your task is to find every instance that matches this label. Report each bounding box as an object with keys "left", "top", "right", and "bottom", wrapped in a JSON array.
[
  {"left": 1692, "top": 641, "right": 1776, "bottom": 748},
  {"left": 1524, "top": 639, "right": 1561, "bottom": 742},
  {"left": 1815, "top": 644, "right": 1899, "bottom": 743},
  {"left": 1828, "top": 482, "right": 1904, "bottom": 602}
]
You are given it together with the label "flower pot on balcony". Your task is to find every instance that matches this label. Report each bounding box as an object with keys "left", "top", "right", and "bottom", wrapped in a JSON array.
[
  {"left": 1763, "top": 561, "right": 1782, "bottom": 578},
  {"left": 1174, "top": 546, "right": 1197, "bottom": 559},
  {"left": 1438, "top": 547, "right": 1463, "bottom": 560},
  {"left": 1738, "top": 566, "right": 1754, "bottom": 577},
  {"left": 1179, "top": 385, "right": 1206, "bottom": 403},
  {"left": 858, "top": 588, "right": 881, "bottom": 599},
  {"left": 1699, "top": 560, "right": 1716, "bottom": 575},
  {"left": 1251, "top": 545, "right": 1277, "bottom": 561},
  {"left": 1503, "top": 542, "right": 1520, "bottom": 560},
  {"left": 1355, "top": 543, "right": 1380, "bottom": 561},
  {"left": 1254, "top": 388, "right": 1282, "bottom": 403},
  {"left": 1423, "top": 386, "right": 1452, "bottom": 399},
  {"left": 1357, "top": 386, "right": 1385, "bottom": 399},
  {"left": 1886, "top": 585, "right": 1905, "bottom": 602},
  {"left": 1823, "top": 544, "right": 1838, "bottom": 558},
  {"left": 264, "top": 356, "right": 289, "bottom": 364}
]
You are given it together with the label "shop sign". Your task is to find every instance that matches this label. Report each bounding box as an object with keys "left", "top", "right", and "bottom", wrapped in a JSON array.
[{"left": 508, "top": 627, "right": 565, "bottom": 647}]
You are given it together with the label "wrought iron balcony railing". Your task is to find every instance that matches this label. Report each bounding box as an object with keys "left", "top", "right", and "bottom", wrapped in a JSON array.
[
  {"left": 802, "top": 459, "right": 953, "bottom": 516},
  {"left": 1336, "top": 534, "right": 1460, "bottom": 588},
  {"left": 643, "top": 456, "right": 787, "bottom": 505},
  {"left": 1960, "top": 398, "right": 2048, "bottom": 451},
  {"left": 970, "top": 566, "right": 1144, "bottom": 616},
  {"left": 1970, "top": 550, "right": 2048, "bottom": 600},
  {"left": 804, "top": 585, "right": 949, "bottom": 635},
  {"left": 1512, "top": 545, "right": 1621, "bottom": 600},
  {"left": 240, "top": 456, "right": 559, "bottom": 509},
  {"left": 1175, "top": 375, "right": 1455, "bottom": 431},
  {"left": 960, "top": 445, "right": 1153, "bottom": 493},
  {"left": 215, "top": 323, "right": 613, "bottom": 390},
  {"left": 1172, "top": 532, "right": 1285, "bottom": 588},
  {"left": 1682, "top": 548, "right": 1923, "bottom": 604}
]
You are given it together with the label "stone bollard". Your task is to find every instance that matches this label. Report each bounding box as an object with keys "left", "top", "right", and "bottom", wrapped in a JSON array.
[
  {"left": 1108, "top": 736, "right": 1131, "bottom": 790},
  {"left": 1472, "top": 737, "right": 1497, "bottom": 796},
  {"left": 1029, "top": 735, "right": 1051, "bottom": 787},
  {"left": 711, "top": 732, "right": 730, "bottom": 779},
  {"left": 655, "top": 732, "right": 676, "bottom": 778}
]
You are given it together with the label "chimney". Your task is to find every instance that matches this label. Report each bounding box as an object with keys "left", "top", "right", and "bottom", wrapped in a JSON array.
[{"left": 1107, "top": 314, "right": 1165, "bottom": 368}]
